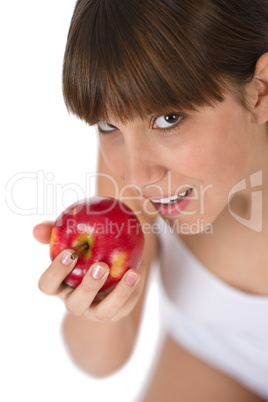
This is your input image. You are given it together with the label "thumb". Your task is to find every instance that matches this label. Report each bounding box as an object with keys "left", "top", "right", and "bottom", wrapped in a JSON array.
[{"left": 33, "top": 221, "right": 54, "bottom": 244}]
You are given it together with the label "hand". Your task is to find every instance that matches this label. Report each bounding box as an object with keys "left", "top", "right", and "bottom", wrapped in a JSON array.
[{"left": 33, "top": 222, "right": 145, "bottom": 322}]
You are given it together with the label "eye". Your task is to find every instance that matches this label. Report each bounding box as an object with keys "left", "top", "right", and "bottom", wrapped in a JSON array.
[
  {"left": 98, "top": 121, "right": 118, "bottom": 134},
  {"left": 153, "top": 113, "right": 183, "bottom": 129}
]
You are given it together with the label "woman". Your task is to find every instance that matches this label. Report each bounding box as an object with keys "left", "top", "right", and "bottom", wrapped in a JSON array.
[{"left": 34, "top": 0, "right": 268, "bottom": 400}]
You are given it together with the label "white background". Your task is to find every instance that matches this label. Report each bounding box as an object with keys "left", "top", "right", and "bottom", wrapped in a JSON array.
[{"left": 1, "top": 2, "right": 161, "bottom": 401}]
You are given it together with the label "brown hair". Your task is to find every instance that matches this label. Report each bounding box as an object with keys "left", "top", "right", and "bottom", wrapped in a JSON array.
[{"left": 62, "top": 0, "right": 268, "bottom": 125}]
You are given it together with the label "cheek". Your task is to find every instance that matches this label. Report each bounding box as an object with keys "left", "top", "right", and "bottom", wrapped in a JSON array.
[
  {"left": 210, "top": 121, "right": 251, "bottom": 188},
  {"left": 168, "top": 119, "right": 252, "bottom": 227},
  {"left": 180, "top": 115, "right": 251, "bottom": 190},
  {"left": 173, "top": 134, "right": 251, "bottom": 225},
  {"left": 100, "top": 142, "right": 125, "bottom": 179}
]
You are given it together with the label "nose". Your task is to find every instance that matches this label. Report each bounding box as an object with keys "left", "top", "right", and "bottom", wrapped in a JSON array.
[{"left": 123, "top": 137, "right": 165, "bottom": 189}]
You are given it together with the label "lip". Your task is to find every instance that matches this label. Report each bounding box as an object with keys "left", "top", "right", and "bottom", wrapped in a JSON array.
[
  {"left": 144, "top": 188, "right": 191, "bottom": 201},
  {"left": 148, "top": 188, "right": 193, "bottom": 216}
]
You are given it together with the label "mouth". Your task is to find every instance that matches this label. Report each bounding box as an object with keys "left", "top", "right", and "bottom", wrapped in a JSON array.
[
  {"left": 150, "top": 188, "right": 193, "bottom": 205},
  {"left": 148, "top": 188, "right": 193, "bottom": 216}
]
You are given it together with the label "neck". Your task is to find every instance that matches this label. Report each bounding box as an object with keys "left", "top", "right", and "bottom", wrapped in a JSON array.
[
  {"left": 231, "top": 123, "right": 268, "bottom": 222},
  {"left": 247, "top": 123, "right": 268, "bottom": 190}
]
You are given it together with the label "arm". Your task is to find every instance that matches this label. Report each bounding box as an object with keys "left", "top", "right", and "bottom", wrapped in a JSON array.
[{"left": 35, "top": 150, "right": 158, "bottom": 377}]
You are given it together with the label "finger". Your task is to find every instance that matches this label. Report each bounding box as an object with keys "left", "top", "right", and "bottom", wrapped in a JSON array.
[
  {"left": 33, "top": 221, "right": 54, "bottom": 244},
  {"left": 86, "top": 269, "right": 140, "bottom": 322},
  {"left": 64, "top": 263, "right": 110, "bottom": 316},
  {"left": 38, "top": 249, "right": 77, "bottom": 295}
]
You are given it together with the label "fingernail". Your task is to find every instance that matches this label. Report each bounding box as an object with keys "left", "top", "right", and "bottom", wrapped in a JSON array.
[
  {"left": 92, "top": 265, "right": 105, "bottom": 280},
  {"left": 62, "top": 252, "right": 73, "bottom": 266},
  {"left": 125, "top": 272, "right": 138, "bottom": 286}
]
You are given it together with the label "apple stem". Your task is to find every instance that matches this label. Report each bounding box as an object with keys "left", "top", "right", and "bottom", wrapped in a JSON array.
[{"left": 70, "top": 243, "right": 89, "bottom": 260}]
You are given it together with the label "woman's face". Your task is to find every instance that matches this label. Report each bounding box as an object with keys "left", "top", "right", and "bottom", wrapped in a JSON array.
[{"left": 98, "top": 92, "right": 254, "bottom": 233}]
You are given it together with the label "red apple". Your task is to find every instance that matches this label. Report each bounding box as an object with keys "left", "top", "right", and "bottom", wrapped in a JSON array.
[{"left": 50, "top": 197, "right": 144, "bottom": 293}]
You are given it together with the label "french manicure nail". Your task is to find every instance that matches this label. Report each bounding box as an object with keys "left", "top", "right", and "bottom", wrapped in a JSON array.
[
  {"left": 92, "top": 265, "right": 105, "bottom": 280},
  {"left": 62, "top": 252, "right": 73, "bottom": 266},
  {"left": 125, "top": 272, "right": 138, "bottom": 286}
]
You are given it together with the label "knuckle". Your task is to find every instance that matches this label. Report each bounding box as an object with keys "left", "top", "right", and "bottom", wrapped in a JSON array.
[
  {"left": 65, "top": 298, "right": 80, "bottom": 316},
  {"left": 80, "top": 270, "right": 107, "bottom": 293},
  {"left": 113, "top": 289, "right": 127, "bottom": 305},
  {"left": 116, "top": 277, "right": 138, "bottom": 300},
  {"left": 38, "top": 278, "right": 53, "bottom": 296},
  {"left": 132, "top": 279, "right": 143, "bottom": 297},
  {"left": 94, "top": 306, "right": 111, "bottom": 323},
  {"left": 80, "top": 278, "right": 96, "bottom": 294}
]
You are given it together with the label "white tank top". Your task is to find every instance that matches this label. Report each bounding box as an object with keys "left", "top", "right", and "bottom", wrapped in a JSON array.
[{"left": 157, "top": 217, "right": 268, "bottom": 399}]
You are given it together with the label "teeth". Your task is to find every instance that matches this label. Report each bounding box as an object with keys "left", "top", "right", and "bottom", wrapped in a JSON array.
[{"left": 151, "top": 190, "right": 190, "bottom": 204}]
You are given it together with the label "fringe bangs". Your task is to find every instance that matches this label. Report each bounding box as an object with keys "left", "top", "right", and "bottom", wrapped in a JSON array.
[
  {"left": 63, "top": 0, "right": 268, "bottom": 125},
  {"left": 63, "top": 0, "right": 226, "bottom": 125}
]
